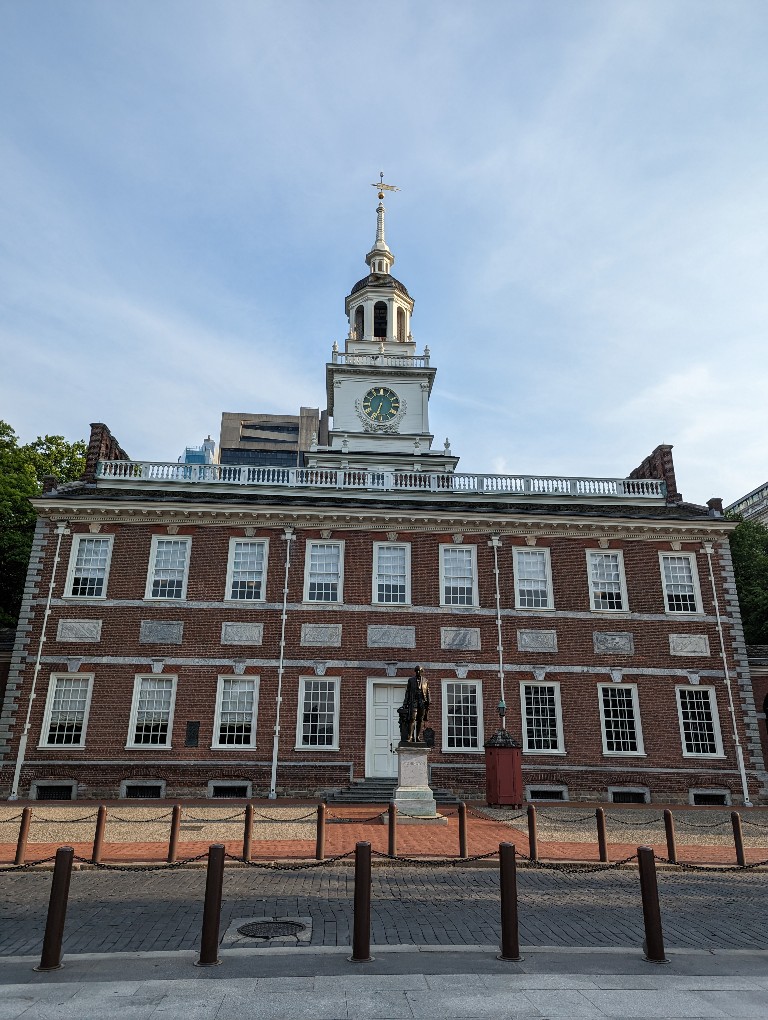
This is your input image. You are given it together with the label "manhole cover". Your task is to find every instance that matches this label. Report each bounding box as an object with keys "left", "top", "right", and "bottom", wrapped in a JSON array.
[{"left": 237, "top": 921, "right": 306, "bottom": 939}]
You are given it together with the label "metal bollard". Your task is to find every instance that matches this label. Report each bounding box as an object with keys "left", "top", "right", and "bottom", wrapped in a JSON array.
[
  {"left": 527, "top": 804, "right": 538, "bottom": 862},
  {"left": 195, "top": 844, "right": 225, "bottom": 967},
  {"left": 731, "top": 811, "right": 746, "bottom": 867},
  {"left": 242, "top": 802, "right": 254, "bottom": 862},
  {"left": 91, "top": 804, "right": 107, "bottom": 865},
  {"left": 316, "top": 803, "right": 326, "bottom": 861},
  {"left": 388, "top": 802, "right": 398, "bottom": 858},
  {"left": 596, "top": 807, "right": 608, "bottom": 863},
  {"left": 167, "top": 803, "right": 182, "bottom": 864},
  {"left": 350, "top": 841, "right": 373, "bottom": 962},
  {"left": 637, "top": 846, "right": 668, "bottom": 964},
  {"left": 35, "top": 846, "right": 74, "bottom": 972},
  {"left": 663, "top": 809, "right": 677, "bottom": 865},
  {"left": 458, "top": 802, "right": 468, "bottom": 859},
  {"left": 15, "top": 807, "right": 32, "bottom": 866},
  {"left": 497, "top": 842, "right": 522, "bottom": 962}
]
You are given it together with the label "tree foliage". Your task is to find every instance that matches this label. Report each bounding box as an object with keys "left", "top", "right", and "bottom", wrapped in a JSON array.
[
  {"left": 0, "top": 421, "right": 86, "bottom": 627},
  {"left": 728, "top": 515, "right": 768, "bottom": 646}
]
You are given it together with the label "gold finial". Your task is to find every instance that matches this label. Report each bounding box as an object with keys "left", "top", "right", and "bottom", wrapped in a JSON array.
[{"left": 371, "top": 171, "right": 400, "bottom": 200}]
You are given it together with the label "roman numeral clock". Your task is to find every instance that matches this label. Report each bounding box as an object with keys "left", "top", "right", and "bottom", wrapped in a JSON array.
[{"left": 356, "top": 386, "right": 407, "bottom": 433}]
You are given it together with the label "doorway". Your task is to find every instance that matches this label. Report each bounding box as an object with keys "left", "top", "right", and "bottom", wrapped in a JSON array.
[{"left": 365, "top": 680, "right": 406, "bottom": 778}]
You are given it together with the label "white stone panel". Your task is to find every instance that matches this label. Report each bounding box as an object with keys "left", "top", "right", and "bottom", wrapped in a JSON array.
[
  {"left": 517, "top": 630, "right": 558, "bottom": 653},
  {"left": 56, "top": 619, "right": 102, "bottom": 643},
  {"left": 300, "top": 624, "right": 342, "bottom": 647},
  {"left": 669, "top": 634, "right": 711, "bottom": 656},
  {"left": 139, "top": 621, "right": 184, "bottom": 645},
  {"left": 221, "top": 622, "right": 264, "bottom": 646},
  {"left": 593, "top": 632, "right": 634, "bottom": 655},
  {"left": 367, "top": 625, "right": 416, "bottom": 649},
  {"left": 441, "top": 627, "right": 481, "bottom": 651}
]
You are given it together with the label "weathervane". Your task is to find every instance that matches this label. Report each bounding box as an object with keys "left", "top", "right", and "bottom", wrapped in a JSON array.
[{"left": 372, "top": 171, "right": 400, "bottom": 200}]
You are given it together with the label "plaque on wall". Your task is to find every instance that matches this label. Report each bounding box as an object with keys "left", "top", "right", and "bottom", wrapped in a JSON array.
[
  {"left": 517, "top": 629, "right": 558, "bottom": 653},
  {"left": 301, "top": 623, "right": 342, "bottom": 647}
]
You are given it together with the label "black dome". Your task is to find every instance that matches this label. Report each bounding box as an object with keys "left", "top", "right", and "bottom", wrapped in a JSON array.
[{"left": 349, "top": 273, "right": 411, "bottom": 298}]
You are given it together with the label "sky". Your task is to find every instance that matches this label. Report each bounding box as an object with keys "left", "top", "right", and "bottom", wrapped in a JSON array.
[{"left": 1, "top": 0, "right": 767, "bottom": 506}]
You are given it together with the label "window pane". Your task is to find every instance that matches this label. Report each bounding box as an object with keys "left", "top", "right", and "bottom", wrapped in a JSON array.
[
  {"left": 443, "top": 547, "right": 474, "bottom": 606},
  {"left": 523, "top": 684, "right": 560, "bottom": 751},
  {"left": 151, "top": 540, "right": 188, "bottom": 599},
  {"left": 71, "top": 538, "right": 110, "bottom": 597},
  {"left": 662, "top": 555, "right": 697, "bottom": 613},
  {"left": 301, "top": 679, "right": 336, "bottom": 746},
  {"left": 218, "top": 679, "right": 255, "bottom": 745},
  {"left": 516, "top": 550, "right": 549, "bottom": 608},
  {"left": 307, "top": 544, "right": 340, "bottom": 602},
  {"left": 47, "top": 678, "right": 90, "bottom": 745},
  {"left": 601, "top": 686, "right": 639, "bottom": 753},
  {"left": 133, "top": 678, "right": 173, "bottom": 745},
  {"left": 679, "top": 689, "right": 718, "bottom": 754},
  {"left": 445, "top": 682, "right": 479, "bottom": 749},
  {"left": 376, "top": 545, "right": 407, "bottom": 604},
  {"left": 589, "top": 553, "right": 623, "bottom": 611},
  {"left": 229, "top": 541, "right": 265, "bottom": 600}
]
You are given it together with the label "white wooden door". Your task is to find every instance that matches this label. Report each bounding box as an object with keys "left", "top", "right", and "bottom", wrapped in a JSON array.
[{"left": 368, "top": 683, "right": 402, "bottom": 777}]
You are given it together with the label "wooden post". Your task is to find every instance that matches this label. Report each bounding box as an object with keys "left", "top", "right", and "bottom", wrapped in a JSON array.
[
  {"left": 315, "top": 803, "right": 326, "bottom": 861},
  {"left": 731, "top": 811, "right": 746, "bottom": 867},
  {"left": 167, "top": 803, "right": 182, "bottom": 864},
  {"left": 637, "top": 846, "right": 668, "bottom": 964},
  {"left": 663, "top": 809, "right": 677, "bottom": 865},
  {"left": 242, "top": 802, "right": 254, "bottom": 862},
  {"left": 596, "top": 807, "right": 608, "bottom": 863},
  {"left": 497, "top": 842, "right": 522, "bottom": 961},
  {"left": 35, "top": 847, "right": 74, "bottom": 972},
  {"left": 388, "top": 802, "right": 398, "bottom": 858},
  {"left": 91, "top": 804, "right": 107, "bottom": 865},
  {"left": 195, "top": 844, "right": 225, "bottom": 967},
  {"left": 527, "top": 804, "right": 538, "bottom": 862},
  {"left": 458, "top": 802, "right": 468, "bottom": 859},
  {"left": 350, "top": 841, "right": 372, "bottom": 962},
  {"left": 14, "top": 807, "right": 32, "bottom": 866}
]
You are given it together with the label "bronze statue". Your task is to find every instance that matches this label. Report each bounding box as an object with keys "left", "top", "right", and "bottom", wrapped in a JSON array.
[{"left": 399, "top": 666, "right": 430, "bottom": 744}]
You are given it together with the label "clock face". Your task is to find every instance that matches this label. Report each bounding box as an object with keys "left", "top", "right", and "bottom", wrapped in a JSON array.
[{"left": 362, "top": 386, "right": 401, "bottom": 423}]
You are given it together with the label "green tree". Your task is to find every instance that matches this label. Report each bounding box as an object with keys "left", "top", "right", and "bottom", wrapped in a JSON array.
[
  {"left": 0, "top": 421, "right": 86, "bottom": 627},
  {"left": 728, "top": 516, "right": 768, "bottom": 645}
]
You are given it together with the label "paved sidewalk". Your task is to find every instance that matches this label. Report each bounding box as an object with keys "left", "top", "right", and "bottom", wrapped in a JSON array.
[{"left": 1, "top": 946, "right": 768, "bottom": 1018}]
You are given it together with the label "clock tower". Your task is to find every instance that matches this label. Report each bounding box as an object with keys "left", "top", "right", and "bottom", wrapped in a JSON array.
[{"left": 309, "top": 178, "right": 459, "bottom": 474}]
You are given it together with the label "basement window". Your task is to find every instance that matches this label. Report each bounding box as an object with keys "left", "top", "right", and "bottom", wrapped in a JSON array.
[
  {"left": 609, "top": 788, "right": 649, "bottom": 804},
  {"left": 526, "top": 786, "right": 567, "bottom": 801},
  {"left": 689, "top": 789, "right": 731, "bottom": 807},
  {"left": 121, "top": 781, "right": 165, "bottom": 799},
  {"left": 208, "top": 781, "right": 251, "bottom": 799},
  {"left": 31, "top": 781, "right": 76, "bottom": 801}
]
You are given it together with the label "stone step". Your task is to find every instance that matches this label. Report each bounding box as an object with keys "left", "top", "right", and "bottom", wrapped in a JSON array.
[{"left": 325, "top": 777, "right": 461, "bottom": 805}]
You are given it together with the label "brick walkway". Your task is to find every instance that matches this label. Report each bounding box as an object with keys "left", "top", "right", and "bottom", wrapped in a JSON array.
[{"left": 2, "top": 804, "right": 766, "bottom": 865}]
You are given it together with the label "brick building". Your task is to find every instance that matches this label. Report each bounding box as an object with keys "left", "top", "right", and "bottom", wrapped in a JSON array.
[{"left": 2, "top": 187, "right": 765, "bottom": 805}]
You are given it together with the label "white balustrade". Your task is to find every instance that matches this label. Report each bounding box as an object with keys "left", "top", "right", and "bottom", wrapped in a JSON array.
[
  {"left": 95, "top": 460, "right": 665, "bottom": 500},
  {"left": 330, "top": 352, "right": 430, "bottom": 368}
]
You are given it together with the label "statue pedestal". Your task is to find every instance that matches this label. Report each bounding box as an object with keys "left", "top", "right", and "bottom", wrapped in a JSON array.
[{"left": 392, "top": 743, "right": 446, "bottom": 824}]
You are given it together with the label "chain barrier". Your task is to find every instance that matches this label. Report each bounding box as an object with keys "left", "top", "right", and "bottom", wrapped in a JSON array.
[
  {"left": 108, "top": 813, "right": 174, "bottom": 824},
  {"left": 326, "top": 812, "right": 386, "bottom": 824},
  {"left": 652, "top": 853, "right": 768, "bottom": 873},
  {"left": 470, "top": 808, "right": 526, "bottom": 823},
  {"left": 253, "top": 810, "right": 317, "bottom": 822},
  {"left": 0, "top": 854, "right": 59, "bottom": 873},
  {"left": 31, "top": 813, "right": 99, "bottom": 824},
  {"left": 739, "top": 817, "right": 768, "bottom": 831},
  {"left": 537, "top": 812, "right": 597, "bottom": 825},
  {"left": 182, "top": 812, "right": 245, "bottom": 824},
  {"left": 603, "top": 814, "right": 664, "bottom": 827},
  {"left": 71, "top": 852, "right": 210, "bottom": 871},
  {"left": 0, "top": 814, "right": 25, "bottom": 824},
  {"left": 513, "top": 848, "right": 639, "bottom": 873},
  {"left": 370, "top": 848, "right": 499, "bottom": 867},
  {"left": 674, "top": 816, "right": 733, "bottom": 829},
  {"left": 224, "top": 850, "right": 355, "bottom": 870}
]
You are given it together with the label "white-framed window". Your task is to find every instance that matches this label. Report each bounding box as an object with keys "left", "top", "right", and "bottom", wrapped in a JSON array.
[
  {"left": 207, "top": 780, "right": 252, "bottom": 799},
  {"left": 64, "top": 535, "right": 113, "bottom": 599},
  {"left": 38, "top": 673, "right": 94, "bottom": 748},
  {"left": 598, "top": 684, "right": 645, "bottom": 755},
  {"left": 659, "top": 552, "right": 703, "bottom": 614},
  {"left": 609, "top": 787, "right": 650, "bottom": 804},
  {"left": 295, "top": 676, "right": 340, "bottom": 750},
  {"left": 145, "top": 537, "right": 191, "bottom": 600},
  {"left": 441, "top": 680, "right": 484, "bottom": 751},
  {"left": 372, "top": 542, "right": 411, "bottom": 605},
  {"left": 586, "top": 550, "right": 628, "bottom": 612},
  {"left": 127, "top": 675, "right": 177, "bottom": 748},
  {"left": 303, "top": 541, "right": 344, "bottom": 603},
  {"left": 30, "top": 780, "right": 77, "bottom": 801},
  {"left": 526, "top": 785, "right": 569, "bottom": 802},
  {"left": 212, "top": 676, "right": 260, "bottom": 749},
  {"left": 676, "top": 686, "right": 724, "bottom": 757},
  {"left": 440, "top": 544, "right": 478, "bottom": 607},
  {"left": 520, "top": 682, "right": 565, "bottom": 754},
  {"left": 120, "top": 780, "right": 166, "bottom": 799},
  {"left": 513, "top": 547, "right": 553, "bottom": 610},
  {"left": 688, "top": 788, "right": 731, "bottom": 806},
  {"left": 225, "top": 538, "right": 268, "bottom": 602}
]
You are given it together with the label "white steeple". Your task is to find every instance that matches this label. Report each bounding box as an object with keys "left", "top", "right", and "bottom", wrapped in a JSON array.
[{"left": 365, "top": 175, "right": 395, "bottom": 275}]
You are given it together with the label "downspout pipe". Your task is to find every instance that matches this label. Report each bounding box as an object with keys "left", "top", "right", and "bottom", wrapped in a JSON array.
[
  {"left": 9, "top": 521, "right": 70, "bottom": 801},
  {"left": 488, "top": 535, "right": 506, "bottom": 728},
  {"left": 269, "top": 527, "right": 295, "bottom": 800},
  {"left": 702, "top": 541, "right": 752, "bottom": 807}
]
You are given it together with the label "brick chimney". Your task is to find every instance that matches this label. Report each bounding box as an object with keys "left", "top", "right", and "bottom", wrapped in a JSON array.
[
  {"left": 628, "top": 444, "right": 682, "bottom": 504},
  {"left": 81, "top": 423, "right": 130, "bottom": 483},
  {"left": 707, "top": 497, "right": 724, "bottom": 517}
]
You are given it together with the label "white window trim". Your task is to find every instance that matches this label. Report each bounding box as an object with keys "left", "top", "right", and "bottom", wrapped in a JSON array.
[
  {"left": 119, "top": 779, "right": 167, "bottom": 799},
  {"left": 207, "top": 779, "right": 253, "bottom": 799},
  {"left": 688, "top": 787, "right": 732, "bottom": 806},
  {"left": 585, "top": 548, "right": 629, "bottom": 614},
  {"left": 441, "top": 678, "right": 485, "bottom": 753},
  {"left": 295, "top": 675, "right": 341, "bottom": 751},
  {"left": 608, "top": 786, "right": 650, "bottom": 804},
  {"left": 224, "top": 537, "right": 269, "bottom": 603},
  {"left": 144, "top": 535, "right": 192, "bottom": 601},
  {"left": 512, "top": 546, "right": 555, "bottom": 611},
  {"left": 38, "top": 673, "right": 95, "bottom": 749},
  {"left": 525, "top": 785, "right": 569, "bottom": 802},
  {"left": 439, "top": 543, "right": 479, "bottom": 609},
  {"left": 211, "top": 674, "right": 260, "bottom": 750},
  {"left": 519, "top": 680, "right": 566, "bottom": 755},
  {"left": 597, "top": 683, "right": 646, "bottom": 756},
  {"left": 302, "top": 540, "right": 345, "bottom": 604},
  {"left": 30, "top": 780, "right": 77, "bottom": 800},
  {"left": 372, "top": 541, "right": 412, "bottom": 606},
  {"left": 126, "top": 674, "right": 178, "bottom": 750},
  {"left": 675, "top": 684, "right": 725, "bottom": 758},
  {"left": 658, "top": 550, "right": 704, "bottom": 615},
  {"left": 63, "top": 534, "right": 114, "bottom": 600}
]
